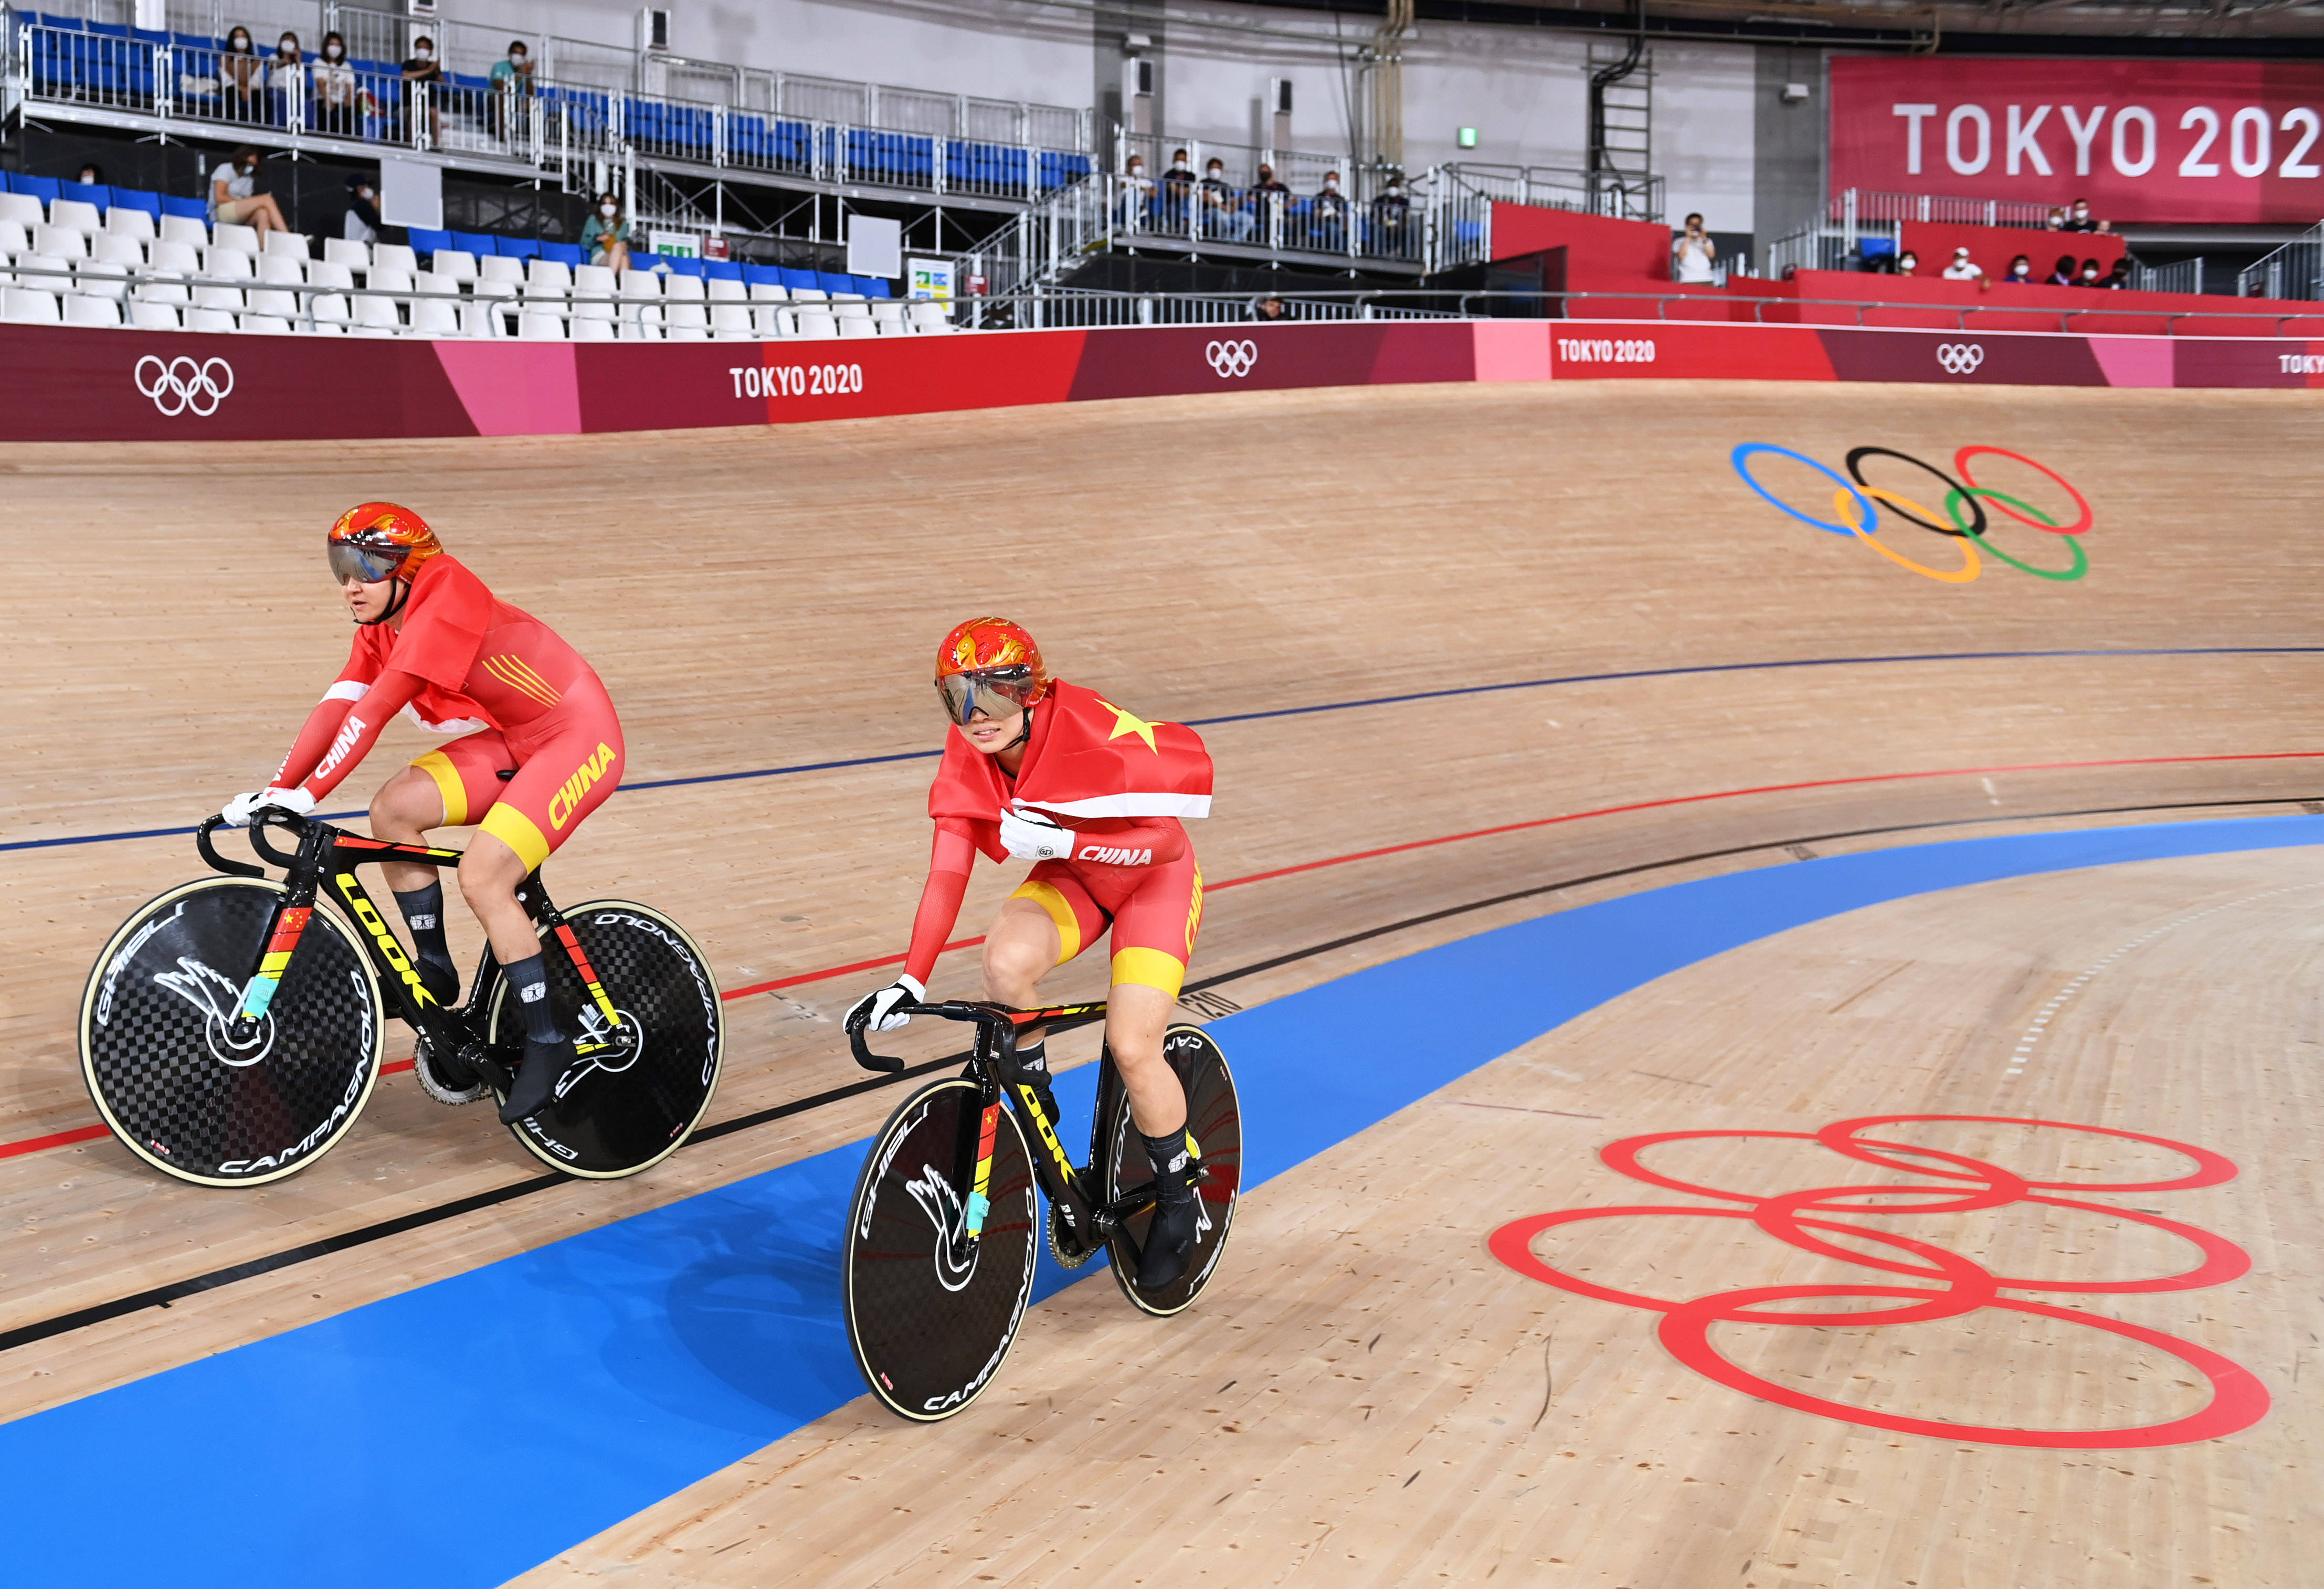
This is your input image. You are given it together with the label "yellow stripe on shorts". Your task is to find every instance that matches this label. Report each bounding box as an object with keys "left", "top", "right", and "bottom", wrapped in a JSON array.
[
  {"left": 410, "top": 749, "right": 469, "bottom": 828},
  {"left": 480, "top": 802, "right": 553, "bottom": 872},
  {"left": 1111, "top": 946, "right": 1187, "bottom": 999},
  {"left": 1009, "top": 878, "right": 1082, "bottom": 963}
]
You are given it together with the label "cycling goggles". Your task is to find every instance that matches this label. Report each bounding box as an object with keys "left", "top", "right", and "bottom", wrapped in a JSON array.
[
  {"left": 936, "top": 667, "right": 1040, "bottom": 725},
  {"left": 328, "top": 539, "right": 410, "bottom": 585}
]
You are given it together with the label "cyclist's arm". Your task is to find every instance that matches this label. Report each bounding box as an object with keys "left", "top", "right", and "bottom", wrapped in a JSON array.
[
  {"left": 274, "top": 667, "right": 425, "bottom": 801},
  {"left": 1060, "top": 818, "right": 1185, "bottom": 866},
  {"left": 902, "top": 822, "right": 980, "bottom": 986}
]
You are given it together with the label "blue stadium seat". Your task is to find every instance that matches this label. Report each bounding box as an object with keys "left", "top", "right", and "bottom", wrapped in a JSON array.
[
  {"left": 110, "top": 187, "right": 162, "bottom": 220},
  {"left": 406, "top": 226, "right": 453, "bottom": 260},
  {"left": 86, "top": 19, "right": 125, "bottom": 36},
  {"left": 663, "top": 256, "right": 705, "bottom": 278},
  {"left": 814, "top": 270, "right": 852, "bottom": 295},
  {"left": 170, "top": 30, "right": 209, "bottom": 47},
  {"left": 448, "top": 71, "right": 489, "bottom": 91},
  {"left": 60, "top": 179, "right": 109, "bottom": 210},
  {"left": 36, "top": 13, "right": 86, "bottom": 29},
  {"left": 14, "top": 174, "right": 61, "bottom": 204},
  {"left": 778, "top": 266, "right": 817, "bottom": 292},
  {"left": 853, "top": 275, "right": 891, "bottom": 299},
  {"left": 159, "top": 194, "right": 207, "bottom": 220},
  {"left": 450, "top": 230, "right": 496, "bottom": 258},
  {"left": 494, "top": 236, "right": 542, "bottom": 260},
  {"left": 538, "top": 240, "right": 585, "bottom": 267},
  {"left": 627, "top": 252, "right": 665, "bottom": 273},
  {"left": 703, "top": 259, "right": 743, "bottom": 282}
]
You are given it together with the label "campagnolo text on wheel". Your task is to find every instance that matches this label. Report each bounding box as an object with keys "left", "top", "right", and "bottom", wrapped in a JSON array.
[
  {"left": 78, "top": 503, "right": 723, "bottom": 1184},
  {"left": 838, "top": 618, "right": 1242, "bottom": 1421}
]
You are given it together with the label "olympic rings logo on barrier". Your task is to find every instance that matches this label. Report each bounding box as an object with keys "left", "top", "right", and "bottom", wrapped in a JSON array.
[
  {"left": 1490, "top": 1115, "right": 2269, "bottom": 1449},
  {"left": 1731, "top": 442, "right": 2094, "bottom": 585},
  {"left": 134, "top": 355, "right": 235, "bottom": 418},
  {"left": 1205, "top": 338, "right": 1258, "bottom": 379},
  {"left": 1936, "top": 342, "right": 1986, "bottom": 375}
]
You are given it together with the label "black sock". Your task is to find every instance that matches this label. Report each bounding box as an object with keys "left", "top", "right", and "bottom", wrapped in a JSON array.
[
  {"left": 1141, "top": 1127, "right": 1196, "bottom": 1202},
  {"left": 1014, "top": 1040, "right": 1058, "bottom": 1122},
  {"left": 505, "top": 953, "right": 563, "bottom": 1045},
  {"left": 394, "top": 883, "right": 459, "bottom": 1001},
  {"left": 1017, "top": 1039, "right": 1048, "bottom": 1076}
]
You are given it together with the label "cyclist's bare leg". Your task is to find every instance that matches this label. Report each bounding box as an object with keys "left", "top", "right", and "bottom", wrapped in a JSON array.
[
  {"left": 368, "top": 766, "right": 445, "bottom": 894},
  {"left": 984, "top": 897, "right": 1066, "bottom": 1121},
  {"left": 457, "top": 831, "right": 547, "bottom": 967},
  {"left": 1102, "top": 983, "right": 1185, "bottom": 1137}
]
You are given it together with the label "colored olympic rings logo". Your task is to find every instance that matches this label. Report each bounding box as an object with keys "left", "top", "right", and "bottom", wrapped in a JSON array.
[
  {"left": 134, "top": 354, "right": 235, "bottom": 417},
  {"left": 1205, "top": 338, "right": 1258, "bottom": 379},
  {"left": 1935, "top": 342, "right": 1986, "bottom": 375},
  {"left": 1731, "top": 442, "right": 2094, "bottom": 585},
  {"left": 1491, "top": 1115, "right": 2269, "bottom": 1449}
]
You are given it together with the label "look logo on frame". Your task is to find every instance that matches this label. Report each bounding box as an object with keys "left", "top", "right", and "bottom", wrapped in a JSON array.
[{"left": 1733, "top": 443, "right": 2094, "bottom": 585}]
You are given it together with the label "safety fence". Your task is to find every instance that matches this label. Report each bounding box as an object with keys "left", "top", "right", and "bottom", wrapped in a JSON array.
[
  {"left": 1830, "top": 188, "right": 2056, "bottom": 229},
  {"left": 2238, "top": 224, "right": 2322, "bottom": 301}
]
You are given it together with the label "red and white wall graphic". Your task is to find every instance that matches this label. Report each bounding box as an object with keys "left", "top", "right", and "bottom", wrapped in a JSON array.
[{"left": 1831, "top": 57, "right": 2324, "bottom": 224}]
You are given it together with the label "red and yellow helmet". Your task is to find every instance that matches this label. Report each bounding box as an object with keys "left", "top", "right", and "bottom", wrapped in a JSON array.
[
  {"left": 327, "top": 502, "right": 442, "bottom": 587},
  {"left": 934, "top": 616, "right": 1049, "bottom": 725}
]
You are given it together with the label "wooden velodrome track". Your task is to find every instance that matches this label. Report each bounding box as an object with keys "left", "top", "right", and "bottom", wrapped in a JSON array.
[{"left": 3, "top": 378, "right": 2322, "bottom": 1587}]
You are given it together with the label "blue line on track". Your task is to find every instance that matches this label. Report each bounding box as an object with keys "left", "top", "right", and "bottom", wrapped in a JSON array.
[
  {"left": 1, "top": 813, "right": 2315, "bottom": 1587},
  {"left": 8, "top": 647, "right": 2319, "bottom": 856}
]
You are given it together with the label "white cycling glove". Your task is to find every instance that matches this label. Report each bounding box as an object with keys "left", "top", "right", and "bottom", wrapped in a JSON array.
[
  {"left": 220, "top": 787, "right": 316, "bottom": 828},
  {"left": 846, "top": 972, "right": 926, "bottom": 1034},
  {"left": 1000, "top": 807, "right": 1078, "bottom": 862}
]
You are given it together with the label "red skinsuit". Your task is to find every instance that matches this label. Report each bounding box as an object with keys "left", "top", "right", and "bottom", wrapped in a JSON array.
[{"left": 269, "top": 554, "right": 624, "bottom": 870}]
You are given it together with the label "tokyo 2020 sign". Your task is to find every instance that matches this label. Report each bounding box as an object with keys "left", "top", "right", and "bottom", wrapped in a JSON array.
[{"left": 1831, "top": 58, "right": 2324, "bottom": 225}]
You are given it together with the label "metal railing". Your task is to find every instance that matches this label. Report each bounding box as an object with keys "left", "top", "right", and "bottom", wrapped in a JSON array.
[
  {"left": 2237, "top": 224, "right": 2322, "bottom": 301},
  {"left": 2135, "top": 257, "right": 2205, "bottom": 296},
  {"left": 1830, "top": 188, "right": 2057, "bottom": 229}
]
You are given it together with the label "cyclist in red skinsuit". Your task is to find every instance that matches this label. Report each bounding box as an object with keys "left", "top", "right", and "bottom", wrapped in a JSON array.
[
  {"left": 219, "top": 503, "right": 622, "bottom": 1123},
  {"left": 847, "top": 616, "right": 1214, "bottom": 1288}
]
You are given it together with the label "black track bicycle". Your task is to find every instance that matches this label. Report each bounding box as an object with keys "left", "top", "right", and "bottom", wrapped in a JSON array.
[
  {"left": 78, "top": 808, "right": 722, "bottom": 1187},
  {"left": 842, "top": 998, "right": 1242, "bottom": 1422}
]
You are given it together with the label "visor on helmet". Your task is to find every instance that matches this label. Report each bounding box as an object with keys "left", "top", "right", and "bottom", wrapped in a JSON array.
[
  {"left": 936, "top": 667, "right": 1040, "bottom": 726},
  {"left": 328, "top": 539, "right": 409, "bottom": 585}
]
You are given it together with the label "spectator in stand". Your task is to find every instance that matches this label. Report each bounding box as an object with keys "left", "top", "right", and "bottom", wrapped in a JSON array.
[
  {"left": 2077, "top": 257, "right": 2104, "bottom": 287},
  {"left": 1894, "top": 249, "right": 1920, "bottom": 277},
  {"left": 2101, "top": 257, "right": 2132, "bottom": 290},
  {"left": 312, "top": 31, "right": 357, "bottom": 136},
  {"left": 1372, "top": 175, "right": 1412, "bottom": 256},
  {"left": 1250, "top": 163, "right": 1291, "bottom": 243},
  {"left": 1158, "top": 150, "right": 1195, "bottom": 224},
  {"left": 344, "top": 173, "right": 381, "bottom": 245},
  {"left": 2002, "top": 253, "right": 2034, "bottom": 284},
  {"left": 219, "top": 27, "right": 265, "bottom": 123},
  {"left": 268, "top": 30, "right": 303, "bottom": 125},
  {"left": 583, "top": 192, "right": 632, "bottom": 272},
  {"left": 2046, "top": 253, "right": 2078, "bottom": 286},
  {"left": 76, "top": 162, "right": 102, "bottom": 185},
  {"left": 1250, "top": 293, "right": 1288, "bottom": 321},
  {"left": 1312, "top": 171, "right": 1349, "bottom": 251},
  {"left": 2063, "top": 199, "right": 2100, "bottom": 233},
  {"left": 1118, "top": 154, "right": 1154, "bottom": 230},
  {"left": 403, "top": 35, "right": 443, "bottom": 147},
  {"left": 210, "top": 145, "right": 290, "bottom": 239},
  {"left": 1941, "top": 245, "right": 1982, "bottom": 281},
  {"left": 2045, "top": 206, "right": 2067, "bottom": 230},
  {"left": 490, "top": 39, "right": 534, "bottom": 140},
  {"left": 1199, "top": 158, "right": 1254, "bottom": 241},
  {"left": 1673, "top": 213, "right": 1717, "bottom": 283}
]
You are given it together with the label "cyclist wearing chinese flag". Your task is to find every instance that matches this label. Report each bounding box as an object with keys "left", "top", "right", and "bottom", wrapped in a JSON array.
[
  {"left": 217, "top": 503, "right": 624, "bottom": 1125},
  {"left": 847, "top": 617, "right": 1214, "bottom": 1288}
]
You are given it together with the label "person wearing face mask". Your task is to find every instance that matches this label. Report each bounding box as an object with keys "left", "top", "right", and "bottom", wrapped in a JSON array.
[
  {"left": 1249, "top": 163, "right": 1290, "bottom": 243},
  {"left": 583, "top": 192, "right": 632, "bottom": 273},
  {"left": 1118, "top": 154, "right": 1153, "bottom": 230},
  {"left": 313, "top": 31, "right": 357, "bottom": 136},
  {"left": 75, "top": 163, "right": 103, "bottom": 186},
  {"left": 219, "top": 27, "right": 265, "bottom": 123},
  {"left": 2046, "top": 253, "right": 2078, "bottom": 287},
  {"left": 2076, "top": 257, "right": 2103, "bottom": 287},
  {"left": 2100, "top": 257, "right": 2132, "bottom": 290},
  {"left": 1941, "top": 245, "right": 1982, "bottom": 282},
  {"left": 209, "top": 144, "right": 289, "bottom": 238},
  {"left": 402, "top": 34, "right": 443, "bottom": 146},
  {"left": 1370, "top": 176, "right": 1411, "bottom": 258},
  {"left": 1894, "top": 249, "right": 1919, "bottom": 277},
  {"left": 1158, "top": 149, "right": 1195, "bottom": 226},
  {"left": 1311, "top": 171, "right": 1348, "bottom": 251},
  {"left": 344, "top": 172, "right": 382, "bottom": 245},
  {"left": 2063, "top": 199, "right": 2099, "bottom": 233},
  {"left": 2003, "top": 253, "right": 2033, "bottom": 285},
  {"left": 268, "top": 32, "right": 303, "bottom": 127},
  {"left": 1198, "top": 158, "right": 1254, "bottom": 241},
  {"left": 490, "top": 39, "right": 534, "bottom": 140},
  {"left": 1673, "top": 213, "right": 1717, "bottom": 284}
]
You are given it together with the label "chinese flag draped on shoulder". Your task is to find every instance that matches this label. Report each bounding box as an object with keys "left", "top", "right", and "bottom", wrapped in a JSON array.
[{"left": 928, "top": 679, "right": 1213, "bottom": 861}]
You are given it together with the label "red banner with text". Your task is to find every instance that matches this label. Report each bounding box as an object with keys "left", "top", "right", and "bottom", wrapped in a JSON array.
[{"left": 1831, "top": 57, "right": 2324, "bottom": 224}]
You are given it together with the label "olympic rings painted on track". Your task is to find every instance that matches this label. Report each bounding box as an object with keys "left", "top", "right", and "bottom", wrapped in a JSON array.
[
  {"left": 1489, "top": 1115, "right": 2269, "bottom": 1448},
  {"left": 1734, "top": 442, "right": 2093, "bottom": 585}
]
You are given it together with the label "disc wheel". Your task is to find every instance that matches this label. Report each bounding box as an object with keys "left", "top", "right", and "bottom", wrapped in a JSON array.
[
  {"left": 79, "top": 876, "right": 382, "bottom": 1187},
  {"left": 484, "top": 899, "right": 722, "bottom": 1178},
  {"left": 844, "top": 1076, "right": 1039, "bottom": 1422},
  {"left": 1097, "top": 1023, "right": 1242, "bottom": 1317}
]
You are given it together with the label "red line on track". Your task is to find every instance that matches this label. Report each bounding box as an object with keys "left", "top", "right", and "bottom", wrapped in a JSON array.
[{"left": 14, "top": 748, "right": 2318, "bottom": 1164}]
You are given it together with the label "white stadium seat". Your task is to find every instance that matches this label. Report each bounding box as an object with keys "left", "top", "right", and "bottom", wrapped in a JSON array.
[
  {"left": 517, "top": 309, "right": 565, "bottom": 340},
  {"left": 76, "top": 259, "right": 129, "bottom": 301},
  {"left": 193, "top": 280, "right": 246, "bottom": 313},
  {"left": 429, "top": 249, "right": 478, "bottom": 287},
  {"left": 524, "top": 259, "right": 572, "bottom": 299},
  {"left": 311, "top": 289, "right": 352, "bottom": 328},
  {"left": 838, "top": 316, "right": 878, "bottom": 339},
  {"left": 371, "top": 242, "right": 418, "bottom": 276},
  {"left": 479, "top": 255, "right": 524, "bottom": 285},
  {"left": 663, "top": 274, "right": 706, "bottom": 302},
  {"left": 105, "top": 206, "right": 156, "bottom": 246},
  {"left": 49, "top": 198, "right": 103, "bottom": 237},
  {"left": 210, "top": 221, "right": 260, "bottom": 257},
  {"left": 159, "top": 214, "right": 209, "bottom": 249},
  {"left": 792, "top": 308, "right": 839, "bottom": 338},
  {"left": 203, "top": 248, "right": 254, "bottom": 281},
  {"left": 262, "top": 231, "right": 311, "bottom": 261},
  {"left": 258, "top": 254, "right": 303, "bottom": 284},
  {"left": 34, "top": 225, "right": 88, "bottom": 261},
  {"left": 408, "top": 273, "right": 458, "bottom": 335},
  {"left": 872, "top": 301, "right": 906, "bottom": 329},
  {"left": 323, "top": 237, "right": 371, "bottom": 274},
  {"left": 0, "top": 193, "right": 45, "bottom": 230},
  {"left": 360, "top": 267, "right": 412, "bottom": 330},
  {"left": 0, "top": 219, "right": 29, "bottom": 268},
  {"left": 707, "top": 276, "right": 746, "bottom": 302},
  {"left": 129, "top": 298, "right": 182, "bottom": 331},
  {"left": 64, "top": 292, "right": 121, "bottom": 327},
  {"left": 4, "top": 286, "right": 62, "bottom": 323},
  {"left": 789, "top": 285, "right": 829, "bottom": 302},
  {"left": 753, "top": 302, "right": 789, "bottom": 337},
  {"left": 185, "top": 306, "right": 238, "bottom": 333},
  {"left": 830, "top": 294, "right": 870, "bottom": 319},
  {"left": 569, "top": 315, "right": 614, "bottom": 342},
  {"left": 246, "top": 282, "right": 298, "bottom": 320},
  {"left": 91, "top": 232, "right": 143, "bottom": 268},
  {"left": 747, "top": 281, "right": 789, "bottom": 303},
  {"left": 240, "top": 314, "right": 292, "bottom": 334},
  {"left": 16, "top": 253, "right": 73, "bottom": 293},
  {"left": 711, "top": 302, "right": 753, "bottom": 336},
  {"left": 305, "top": 260, "right": 354, "bottom": 291},
  {"left": 148, "top": 239, "right": 200, "bottom": 276}
]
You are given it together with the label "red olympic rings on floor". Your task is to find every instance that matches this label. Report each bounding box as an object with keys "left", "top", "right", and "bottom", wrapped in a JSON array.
[
  {"left": 1955, "top": 446, "right": 2094, "bottom": 535},
  {"left": 1488, "top": 1114, "right": 2269, "bottom": 1448}
]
